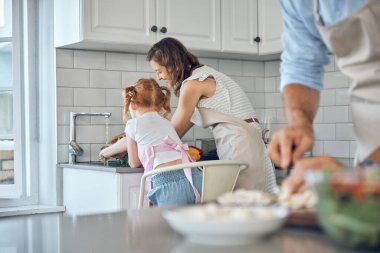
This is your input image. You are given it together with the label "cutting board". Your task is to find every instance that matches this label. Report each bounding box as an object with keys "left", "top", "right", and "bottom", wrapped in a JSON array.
[{"left": 285, "top": 209, "right": 320, "bottom": 228}]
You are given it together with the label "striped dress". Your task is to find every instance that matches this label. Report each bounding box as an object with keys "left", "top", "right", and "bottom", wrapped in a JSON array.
[{"left": 182, "top": 66, "right": 277, "bottom": 194}]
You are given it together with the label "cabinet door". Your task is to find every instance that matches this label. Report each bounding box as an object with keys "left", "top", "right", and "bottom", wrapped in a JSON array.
[
  {"left": 83, "top": 0, "right": 156, "bottom": 45},
  {"left": 221, "top": 0, "right": 258, "bottom": 54},
  {"left": 119, "top": 173, "right": 145, "bottom": 209},
  {"left": 156, "top": 0, "right": 221, "bottom": 50},
  {"left": 257, "top": 0, "right": 283, "bottom": 54}
]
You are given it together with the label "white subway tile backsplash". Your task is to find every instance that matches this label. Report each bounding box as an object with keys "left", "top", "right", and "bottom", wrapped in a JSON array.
[
  {"left": 219, "top": 60, "right": 243, "bottom": 76},
  {"left": 57, "top": 87, "right": 74, "bottom": 106},
  {"left": 74, "top": 88, "right": 106, "bottom": 107},
  {"left": 314, "top": 108, "right": 324, "bottom": 123},
  {"left": 312, "top": 141, "right": 324, "bottom": 156},
  {"left": 90, "top": 107, "right": 123, "bottom": 125},
  {"left": 56, "top": 49, "right": 74, "bottom": 68},
  {"left": 137, "top": 55, "right": 153, "bottom": 72},
  {"left": 275, "top": 108, "right": 286, "bottom": 124},
  {"left": 199, "top": 58, "right": 219, "bottom": 70},
  {"left": 264, "top": 61, "right": 280, "bottom": 77},
  {"left": 247, "top": 93, "right": 265, "bottom": 108},
  {"left": 255, "top": 77, "right": 265, "bottom": 92},
  {"left": 90, "top": 70, "right": 122, "bottom": 88},
  {"left": 314, "top": 124, "right": 336, "bottom": 140},
  {"left": 324, "top": 141, "right": 350, "bottom": 158},
  {"left": 232, "top": 76, "right": 255, "bottom": 92},
  {"left": 57, "top": 144, "right": 69, "bottom": 163},
  {"left": 320, "top": 89, "right": 335, "bottom": 106},
  {"left": 106, "top": 89, "right": 124, "bottom": 107},
  {"left": 242, "top": 61, "right": 264, "bottom": 77},
  {"left": 336, "top": 123, "right": 356, "bottom": 141},
  {"left": 323, "top": 106, "right": 349, "bottom": 123},
  {"left": 57, "top": 125, "right": 70, "bottom": 144},
  {"left": 76, "top": 125, "right": 106, "bottom": 143},
  {"left": 74, "top": 51, "right": 105, "bottom": 69},
  {"left": 264, "top": 77, "right": 276, "bottom": 92},
  {"left": 57, "top": 68, "right": 90, "bottom": 87},
  {"left": 265, "top": 93, "right": 282, "bottom": 108},
  {"left": 106, "top": 52, "right": 137, "bottom": 71},
  {"left": 349, "top": 141, "right": 357, "bottom": 158},
  {"left": 335, "top": 88, "right": 350, "bottom": 105},
  {"left": 57, "top": 106, "right": 90, "bottom": 125},
  {"left": 122, "top": 71, "right": 155, "bottom": 87}
]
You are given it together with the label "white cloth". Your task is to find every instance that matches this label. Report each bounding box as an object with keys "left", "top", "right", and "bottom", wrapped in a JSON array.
[{"left": 125, "top": 112, "right": 182, "bottom": 169}]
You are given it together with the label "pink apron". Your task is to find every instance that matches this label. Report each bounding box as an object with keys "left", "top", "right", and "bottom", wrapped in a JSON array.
[
  {"left": 313, "top": 0, "right": 380, "bottom": 163},
  {"left": 138, "top": 136, "right": 201, "bottom": 203}
]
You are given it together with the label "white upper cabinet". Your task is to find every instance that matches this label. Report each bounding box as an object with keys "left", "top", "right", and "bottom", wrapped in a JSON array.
[
  {"left": 156, "top": 0, "right": 220, "bottom": 50},
  {"left": 55, "top": 0, "right": 221, "bottom": 51},
  {"left": 221, "top": 0, "right": 259, "bottom": 54},
  {"left": 221, "top": 0, "right": 283, "bottom": 55},
  {"left": 257, "top": 0, "right": 283, "bottom": 54}
]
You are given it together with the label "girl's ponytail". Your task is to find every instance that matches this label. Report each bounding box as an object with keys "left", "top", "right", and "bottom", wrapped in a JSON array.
[
  {"left": 160, "top": 86, "right": 171, "bottom": 118},
  {"left": 122, "top": 86, "right": 136, "bottom": 122}
]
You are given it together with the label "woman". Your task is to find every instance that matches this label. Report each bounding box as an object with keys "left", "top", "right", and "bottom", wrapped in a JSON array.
[{"left": 147, "top": 37, "right": 276, "bottom": 194}]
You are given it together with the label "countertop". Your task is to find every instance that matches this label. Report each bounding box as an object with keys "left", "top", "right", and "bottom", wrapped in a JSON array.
[
  {"left": 0, "top": 207, "right": 376, "bottom": 253},
  {"left": 58, "top": 162, "right": 144, "bottom": 173}
]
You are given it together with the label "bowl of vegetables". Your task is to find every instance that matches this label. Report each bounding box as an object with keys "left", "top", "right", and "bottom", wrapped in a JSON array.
[{"left": 306, "top": 167, "right": 380, "bottom": 249}]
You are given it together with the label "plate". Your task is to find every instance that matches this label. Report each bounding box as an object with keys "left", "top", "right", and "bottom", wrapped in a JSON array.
[{"left": 163, "top": 204, "right": 289, "bottom": 246}]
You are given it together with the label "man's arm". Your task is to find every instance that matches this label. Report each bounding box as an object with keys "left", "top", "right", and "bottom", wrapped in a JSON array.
[{"left": 268, "top": 84, "right": 320, "bottom": 168}]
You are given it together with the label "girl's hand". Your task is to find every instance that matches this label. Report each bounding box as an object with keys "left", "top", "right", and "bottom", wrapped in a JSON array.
[{"left": 282, "top": 156, "right": 342, "bottom": 194}]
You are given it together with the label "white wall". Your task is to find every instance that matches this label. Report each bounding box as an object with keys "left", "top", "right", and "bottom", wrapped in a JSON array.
[{"left": 56, "top": 49, "right": 355, "bottom": 166}]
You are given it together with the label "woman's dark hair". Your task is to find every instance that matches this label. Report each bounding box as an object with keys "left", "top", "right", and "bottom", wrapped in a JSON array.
[{"left": 147, "top": 37, "right": 202, "bottom": 96}]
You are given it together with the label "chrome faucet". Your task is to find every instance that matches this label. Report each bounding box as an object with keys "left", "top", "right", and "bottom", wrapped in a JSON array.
[{"left": 69, "top": 112, "right": 112, "bottom": 164}]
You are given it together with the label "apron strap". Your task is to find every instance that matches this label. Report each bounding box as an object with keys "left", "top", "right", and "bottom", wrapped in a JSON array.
[{"left": 154, "top": 136, "right": 202, "bottom": 204}]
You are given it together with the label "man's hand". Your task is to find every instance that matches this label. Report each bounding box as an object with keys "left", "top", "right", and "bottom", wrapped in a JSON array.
[
  {"left": 282, "top": 156, "right": 342, "bottom": 194},
  {"left": 267, "top": 125, "right": 314, "bottom": 169},
  {"left": 268, "top": 84, "right": 320, "bottom": 169}
]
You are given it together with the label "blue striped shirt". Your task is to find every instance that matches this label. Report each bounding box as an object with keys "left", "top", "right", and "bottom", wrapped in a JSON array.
[{"left": 279, "top": 0, "right": 368, "bottom": 91}]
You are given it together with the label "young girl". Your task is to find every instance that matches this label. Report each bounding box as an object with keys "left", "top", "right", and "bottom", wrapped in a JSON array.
[{"left": 99, "top": 78, "right": 202, "bottom": 207}]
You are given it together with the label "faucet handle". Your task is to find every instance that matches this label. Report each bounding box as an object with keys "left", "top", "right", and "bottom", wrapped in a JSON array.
[{"left": 69, "top": 140, "right": 84, "bottom": 156}]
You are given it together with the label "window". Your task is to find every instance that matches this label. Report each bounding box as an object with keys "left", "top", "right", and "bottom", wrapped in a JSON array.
[{"left": 0, "top": 0, "right": 38, "bottom": 204}]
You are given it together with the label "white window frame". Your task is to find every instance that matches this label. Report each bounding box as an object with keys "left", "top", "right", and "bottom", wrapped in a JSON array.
[{"left": 0, "top": 0, "right": 38, "bottom": 204}]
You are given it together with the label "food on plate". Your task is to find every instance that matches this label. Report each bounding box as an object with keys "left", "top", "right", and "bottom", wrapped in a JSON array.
[
  {"left": 217, "top": 189, "right": 317, "bottom": 210},
  {"left": 217, "top": 189, "right": 276, "bottom": 206}
]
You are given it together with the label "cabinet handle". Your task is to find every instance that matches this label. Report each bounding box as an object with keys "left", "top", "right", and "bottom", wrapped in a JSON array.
[
  {"left": 254, "top": 36, "right": 261, "bottom": 43},
  {"left": 151, "top": 25, "right": 158, "bottom": 32},
  {"left": 160, "top": 27, "right": 167, "bottom": 33}
]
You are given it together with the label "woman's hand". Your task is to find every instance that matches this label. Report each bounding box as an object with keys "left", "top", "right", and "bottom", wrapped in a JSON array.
[{"left": 282, "top": 156, "right": 342, "bottom": 194}]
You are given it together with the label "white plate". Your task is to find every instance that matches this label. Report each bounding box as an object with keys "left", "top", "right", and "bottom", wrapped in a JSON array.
[{"left": 163, "top": 204, "right": 289, "bottom": 246}]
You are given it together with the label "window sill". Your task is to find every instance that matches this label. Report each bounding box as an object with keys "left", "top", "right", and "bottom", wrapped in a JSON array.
[{"left": 0, "top": 205, "right": 65, "bottom": 217}]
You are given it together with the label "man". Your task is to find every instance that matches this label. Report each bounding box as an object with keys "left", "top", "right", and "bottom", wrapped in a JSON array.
[{"left": 268, "top": 0, "right": 380, "bottom": 193}]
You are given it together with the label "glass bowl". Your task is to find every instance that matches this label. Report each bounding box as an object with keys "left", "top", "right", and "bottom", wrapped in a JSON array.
[{"left": 306, "top": 167, "right": 380, "bottom": 249}]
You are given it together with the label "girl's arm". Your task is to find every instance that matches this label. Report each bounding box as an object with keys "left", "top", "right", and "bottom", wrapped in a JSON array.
[
  {"left": 126, "top": 134, "right": 141, "bottom": 168},
  {"left": 99, "top": 136, "right": 128, "bottom": 159},
  {"left": 171, "top": 79, "right": 215, "bottom": 138}
]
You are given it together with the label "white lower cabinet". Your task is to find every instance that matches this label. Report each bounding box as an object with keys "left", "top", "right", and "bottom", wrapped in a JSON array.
[{"left": 63, "top": 167, "right": 145, "bottom": 215}]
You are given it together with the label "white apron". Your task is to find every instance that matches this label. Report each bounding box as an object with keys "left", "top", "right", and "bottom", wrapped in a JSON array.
[
  {"left": 313, "top": 0, "right": 380, "bottom": 163},
  {"left": 191, "top": 108, "right": 277, "bottom": 194}
]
